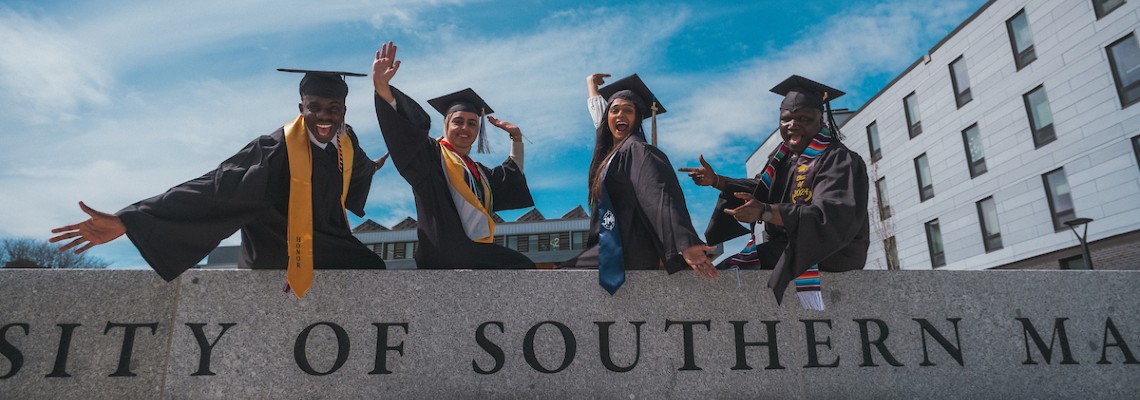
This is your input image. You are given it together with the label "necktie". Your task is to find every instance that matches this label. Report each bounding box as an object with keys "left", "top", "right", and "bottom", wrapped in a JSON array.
[
  {"left": 323, "top": 143, "right": 343, "bottom": 172},
  {"left": 597, "top": 157, "right": 625, "bottom": 295}
]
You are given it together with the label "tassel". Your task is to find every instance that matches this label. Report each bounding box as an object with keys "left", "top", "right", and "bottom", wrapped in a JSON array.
[
  {"left": 650, "top": 102, "right": 658, "bottom": 147},
  {"left": 477, "top": 108, "right": 490, "bottom": 154}
]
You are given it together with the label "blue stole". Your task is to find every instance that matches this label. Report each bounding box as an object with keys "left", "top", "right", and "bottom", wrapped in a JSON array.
[{"left": 597, "top": 156, "right": 625, "bottom": 295}]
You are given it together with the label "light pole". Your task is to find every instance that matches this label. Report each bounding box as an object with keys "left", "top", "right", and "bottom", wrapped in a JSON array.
[{"left": 1064, "top": 217, "right": 1094, "bottom": 270}]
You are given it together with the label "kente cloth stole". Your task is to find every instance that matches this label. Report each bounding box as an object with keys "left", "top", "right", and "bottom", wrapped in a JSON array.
[
  {"left": 439, "top": 140, "right": 496, "bottom": 243},
  {"left": 734, "top": 126, "right": 834, "bottom": 310},
  {"left": 596, "top": 154, "right": 625, "bottom": 295},
  {"left": 283, "top": 115, "right": 354, "bottom": 299}
]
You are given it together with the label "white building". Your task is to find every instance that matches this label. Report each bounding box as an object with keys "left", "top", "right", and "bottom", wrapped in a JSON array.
[{"left": 748, "top": 0, "right": 1140, "bottom": 270}]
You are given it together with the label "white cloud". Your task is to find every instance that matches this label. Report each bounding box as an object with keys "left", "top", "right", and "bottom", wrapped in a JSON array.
[
  {"left": 658, "top": 0, "right": 977, "bottom": 161},
  {"left": 0, "top": 8, "right": 112, "bottom": 125}
]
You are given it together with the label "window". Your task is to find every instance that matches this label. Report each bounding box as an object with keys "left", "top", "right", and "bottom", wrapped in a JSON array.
[
  {"left": 1094, "top": 0, "right": 1126, "bottom": 19},
  {"left": 925, "top": 219, "right": 946, "bottom": 268},
  {"left": 405, "top": 242, "right": 415, "bottom": 259},
  {"left": 962, "top": 123, "right": 987, "bottom": 178},
  {"left": 875, "top": 177, "right": 891, "bottom": 220},
  {"left": 572, "top": 232, "right": 585, "bottom": 250},
  {"left": 1060, "top": 255, "right": 1090, "bottom": 270},
  {"left": 949, "top": 56, "right": 973, "bottom": 107},
  {"left": 1023, "top": 85, "right": 1056, "bottom": 147},
  {"left": 528, "top": 235, "right": 540, "bottom": 252},
  {"left": 1006, "top": 9, "right": 1037, "bottom": 70},
  {"left": 553, "top": 232, "right": 570, "bottom": 251},
  {"left": 1133, "top": 135, "right": 1140, "bottom": 171},
  {"left": 884, "top": 236, "right": 900, "bottom": 270},
  {"left": 866, "top": 122, "right": 882, "bottom": 162},
  {"left": 1107, "top": 34, "right": 1140, "bottom": 108},
  {"left": 904, "top": 92, "right": 922, "bottom": 138},
  {"left": 914, "top": 153, "right": 934, "bottom": 202},
  {"left": 538, "top": 234, "right": 552, "bottom": 252},
  {"left": 1043, "top": 168, "right": 1076, "bottom": 231},
  {"left": 976, "top": 197, "right": 1003, "bottom": 252},
  {"left": 516, "top": 235, "right": 529, "bottom": 252}
]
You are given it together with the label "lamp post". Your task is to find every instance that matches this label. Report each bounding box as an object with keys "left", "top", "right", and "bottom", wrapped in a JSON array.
[{"left": 1064, "top": 217, "right": 1094, "bottom": 270}]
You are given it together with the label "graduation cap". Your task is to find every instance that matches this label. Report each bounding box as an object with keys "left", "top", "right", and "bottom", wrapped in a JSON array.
[
  {"left": 428, "top": 88, "right": 495, "bottom": 154},
  {"left": 278, "top": 68, "right": 366, "bottom": 100},
  {"left": 597, "top": 74, "right": 666, "bottom": 146},
  {"left": 770, "top": 75, "right": 846, "bottom": 136}
]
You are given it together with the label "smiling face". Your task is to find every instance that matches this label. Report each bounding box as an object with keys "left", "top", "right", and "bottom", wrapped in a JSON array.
[
  {"left": 444, "top": 110, "right": 480, "bottom": 154},
  {"left": 607, "top": 98, "right": 638, "bottom": 140},
  {"left": 299, "top": 95, "right": 346, "bottom": 143},
  {"left": 779, "top": 107, "right": 822, "bottom": 153}
]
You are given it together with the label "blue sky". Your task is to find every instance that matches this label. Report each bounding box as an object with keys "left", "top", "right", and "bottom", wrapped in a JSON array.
[{"left": 0, "top": 0, "right": 987, "bottom": 268}]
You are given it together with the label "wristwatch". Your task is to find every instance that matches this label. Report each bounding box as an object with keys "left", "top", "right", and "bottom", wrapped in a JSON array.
[{"left": 760, "top": 203, "right": 773, "bottom": 223}]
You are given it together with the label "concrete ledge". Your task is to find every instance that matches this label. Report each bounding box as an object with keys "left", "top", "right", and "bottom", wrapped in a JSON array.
[{"left": 1, "top": 269, "right": 1138, "bottom": 398}]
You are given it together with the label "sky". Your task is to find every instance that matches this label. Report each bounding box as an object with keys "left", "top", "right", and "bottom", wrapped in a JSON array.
[{"left": 0, "top": 0, "right": 988, "bottom": 268}]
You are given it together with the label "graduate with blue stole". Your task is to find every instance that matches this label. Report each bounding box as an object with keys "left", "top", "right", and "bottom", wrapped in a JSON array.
[
  {"left": 370, "top": 41, "right": 534, "bottom": 269},
  {"left": 561, "top": 74, "right": 717, "bottom": 294}
]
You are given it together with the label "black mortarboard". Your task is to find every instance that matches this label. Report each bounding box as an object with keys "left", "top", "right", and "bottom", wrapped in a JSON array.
[
  {"left": 597, "top": 73, "right": 667, "bottom": 117},
  {"left": 769, "top": 75, "right": 845, "bottom": 112},
  {"left": 597, "top": 74, "right": 666, "bottom": 146},
  {"left": 427, "top": 88, "right": 496, "bottom": 154},
  {"left": 278, "top": 68, "right": 366, "bottom": 100},
  {"left": 427, "top": 88, "right": 494, "bottom": 117}
]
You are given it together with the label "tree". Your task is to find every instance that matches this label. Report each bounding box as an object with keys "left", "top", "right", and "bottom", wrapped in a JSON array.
[{"left": 0, "top": 237, "right": 109, "bottom": 269}]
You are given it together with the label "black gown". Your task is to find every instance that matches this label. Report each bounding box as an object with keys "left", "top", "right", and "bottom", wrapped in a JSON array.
[
  {"left": 373, "top": 88, "right": 535, "bottom": 269},
  {"left": 562, "top": 134, "right": 703, "bottom": 273},
  {"left": 705, "top": 141, "right": 870, "bottom": 303},
  {"left": 118, "top": 124, "right": 386, "bottom": 281}
]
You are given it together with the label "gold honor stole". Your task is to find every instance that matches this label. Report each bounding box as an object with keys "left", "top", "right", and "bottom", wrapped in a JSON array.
[
  {"left": 284, "top": 115, "right": 354, "bottom": 298},
  {"left": 439, "top": 142, "right": 496, "bottom": 243}
]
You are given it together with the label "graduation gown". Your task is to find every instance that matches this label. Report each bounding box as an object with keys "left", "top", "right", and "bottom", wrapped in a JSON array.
[
  {"left": 563, "top": 135, "right": 703, "bottom": 273},
  {"left": 374, "top": 88, "right": 535, "bottom": 269},
  {"left": 118, "top": 125, "right": 386, "bottom": 281},
  {"left": 705, "top": 141, "right": 870, "bottom": 303}
]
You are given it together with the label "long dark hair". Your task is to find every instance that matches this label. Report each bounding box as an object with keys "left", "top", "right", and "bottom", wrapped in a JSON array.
[{"left": 587, "top": 90, "right": 647, "bottom": 208}]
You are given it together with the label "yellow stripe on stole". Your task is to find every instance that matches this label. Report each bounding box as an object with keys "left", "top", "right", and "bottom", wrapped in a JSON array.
[{"left": 439, "top": 142, "right": 495, "bottom": 243}]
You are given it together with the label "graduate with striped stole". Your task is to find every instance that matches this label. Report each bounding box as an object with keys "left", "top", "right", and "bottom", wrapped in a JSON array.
[
  {"left": 680, "top": 75, "right": 870, "bottom": 310},
  {"left": 371, "top": 41, "right": 534, "bottom": 269}
]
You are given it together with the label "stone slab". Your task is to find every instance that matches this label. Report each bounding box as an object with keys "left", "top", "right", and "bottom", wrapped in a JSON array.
[{"left": 2, "top": 269, "right": 1138, "bottom": 399}]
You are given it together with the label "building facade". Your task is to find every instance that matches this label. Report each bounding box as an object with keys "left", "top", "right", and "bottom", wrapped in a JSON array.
[{"left": 749, "top": 0, "right": 1140, "bottom": 270}]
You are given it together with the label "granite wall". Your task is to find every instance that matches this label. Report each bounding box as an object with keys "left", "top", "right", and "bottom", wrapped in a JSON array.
[{"left": 1, "top": 269, "right": 1138, "bottom": 399}]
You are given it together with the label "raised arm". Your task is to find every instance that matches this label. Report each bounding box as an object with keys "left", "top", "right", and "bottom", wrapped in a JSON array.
[
  {"left": 486, "top": 115, "right": 524, "bottom": 172},
  {"left": 373, "top": 41, "right": 401, "bottom": 106},
  {"left": 586, "top": 73, "right": 610, "bottom": 129}
]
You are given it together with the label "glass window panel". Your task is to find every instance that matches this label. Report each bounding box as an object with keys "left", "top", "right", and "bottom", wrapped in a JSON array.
[
  {"left": 925, "top": 219, "right": 945, "bottom": 268},
  {"left": 508, "top": 236, "right": 519, "bottom": 251},
  {"left": 915, "top": 154, "right": 934, "bottom": 201},
  {"left": 572, "top": 232, "right": 585, "bottom": 250},
  {"left": 529, "top": 235, "right": 539, "bottom": 253},
  {"left": 1095, "top": 0, "right": 1126, "bottom": 18},
  {"left": 1108, "top": 34, "right": 1140, "bottom": 107},
  {"left": 964, "top": 126, "right": 985, "bottom": 163},
  {"left": 904, "top": 92, "right": 922, "bottom": 137},
  {"left": 405, "top": 242, "right": 415, "bottom": 258},
  {"left": 1046, "top": 170, "right": 1073, "bottom": 212},
  {"left": 1060, "top": 255, "right": 1089, "bottom": 270},
  {"left": 1027, "top": 88, "right": 1053, "bottom": 129},
  {"left": 1010, "top": 11, "right": 1034, "bottom": 52},
  {"left": 866, "top": 122, "right": 881, "bottom": 162}
]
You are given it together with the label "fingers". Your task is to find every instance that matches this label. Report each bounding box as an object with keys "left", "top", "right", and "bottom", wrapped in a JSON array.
[
  {"left": 76, "top": 242, "right": 96, "bottom": 254},
  {"left": 51, "top": 223, "right": 82, "bottom": 235},
  {"left": 58, "top": 237, "right": 86, "bottom": 253},
  {"left": 733, "top": 192, "right": 755, "bottom": 201},
  {"left": 677, "top": 167, "right": 697, "bottom": 172},
  {"left": 699, "top": 154, "right": 712, "bottom": 170},
  {"left": 375, "top": 50, "right": 380, "bottom": 60},
  {"left": 49, "top": 231, "right": 79, "bottom": 243}
]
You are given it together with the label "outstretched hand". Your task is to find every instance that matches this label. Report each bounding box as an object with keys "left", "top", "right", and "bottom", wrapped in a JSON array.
[
  {"left": 724, "top": 192, "right": 763, "bottom": 223},
  {"left": 49, "top": 201, "right": 126, "bottom": 254},
  {"left": 678, "top": 154, "right": 719, "bottom": 187},
  {"left": 681, "top": 244, "right": 718, "bottom": 280},
  {"left": 374, "top": 152, "right": 390, "bottom": 171},
  {"left": 486, "top": 116, "right": 523, "bottom": 143},
  {"left": 372, "top": 41, "right": 401, "bottom": 101}
]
